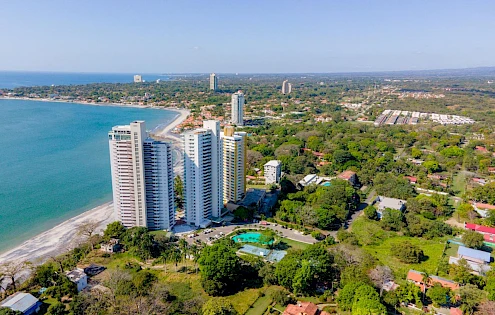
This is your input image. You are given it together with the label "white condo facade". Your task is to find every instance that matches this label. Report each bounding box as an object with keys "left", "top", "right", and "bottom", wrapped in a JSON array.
[
  {"left": 183, "top": 120, "right": 223, "bottom": 227},
  {"left": 231, "top": 90, "right": 245, "bottom": 126},
  {"left": 264, "top": 160, "right": 282, "bottom": 185},
  {"left": 210, "top": 73, "right": 218, "bottom": 90},
  {"left": 282, "top": 80, "right": 292, "bottom": 94},
  {"left": 221, "top": 126, "right": 247, "bottom": 203},
  {"left": 109, "top": 121, "right": 175, "bottom": 230},
  {"left": 134, "top": 75, "right": 143, "bottom": 83}
]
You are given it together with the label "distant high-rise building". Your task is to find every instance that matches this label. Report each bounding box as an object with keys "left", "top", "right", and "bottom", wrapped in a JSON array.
[
  {"left": 134, "top": 75, "right": 143, "bottom": 83},
  {"left": 221, "top": 126, "right": 247, "bottom": 203},
  {"left": 231, "top": 90, "right": 245, "bottom": 126},
  {"left": 183, "top": 120, "right": 223, "bottom": 227},
  {"left": 264, "top": 160, "right": 282, "bottom": 185},
  {"left": 282, "top": 80, "right": 292, "bottom": 94},
  {"left": 210, "top": 73, "right": 218, "bottom": 91},
  {"left": 109, "top": 121, "right": 175, "bottom": 230}
]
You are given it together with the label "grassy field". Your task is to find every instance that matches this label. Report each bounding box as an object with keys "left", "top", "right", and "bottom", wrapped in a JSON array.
[
  {"left": 452, "top": 171, "right": 466, "bottom": 195},
  {"left": 247, "top": 184, "right": 269, "bottom": 190},
  {"left": 278, "top": 237, "right": 311, "bottom": 250},
  {"left": 245, "top": 294, "right": 272, "bottom": 315}
]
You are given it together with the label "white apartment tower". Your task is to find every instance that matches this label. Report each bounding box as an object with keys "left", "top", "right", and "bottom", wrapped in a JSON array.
[
  {"left": 282, "top": 80, "right": 292, "bottom": 94},
  {"left": 264, "top": 160, "right": 282, "bottom": 185},
  {"left": 134, "top": 75, "right": 143, "bottom": 83},
  {"left": 183, "top": 120, "right": 223, "bottom": 227},
  {"left": 210, "top": 73, "right": 218, "bottom": 91},
  {"left": 221, "top": 126, "right": 247, "bottom": 203},
  {"left": 109, "top": 121, "right": 175, "bottom": 230},
  {"left": 231, "top": 90, "right": 245, "bottom": 126}
]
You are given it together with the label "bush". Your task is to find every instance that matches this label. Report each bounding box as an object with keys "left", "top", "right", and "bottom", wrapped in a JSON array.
[{"left": 391, "top": 241, "right": 424, "bottom": 263}]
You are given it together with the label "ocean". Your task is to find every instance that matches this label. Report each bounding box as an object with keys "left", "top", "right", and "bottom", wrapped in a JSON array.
[
  {"left": 0, "top": 71, "right": 170, "bottom": 89},
  {"left": 0, "top": 99, "right": 177, "bottom": 253}
]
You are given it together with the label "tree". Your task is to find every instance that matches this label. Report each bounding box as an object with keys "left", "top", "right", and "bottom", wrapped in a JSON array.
[
  {"left": 0, "top": 261, "right": 30, "bottom": 292},
  {"left": 76, "top": 220, "right": 99, "bottom": 250},
  {"left": 296, "top": 205, "right": 317, "bottom": 227},
  {"left": 337, "top": 282, "right": 364, "bottom": 311},
  {"left": 246, "top": 150, "right": 263, "bottom": 169},
  {"left": 202, "top": 297, "right": 237, "bottom": 315},
  {"left": 46, "top": 302, "right": 66, "bottom": 315},
  {"left": 364, "top": 206, "right": 378, "bottom": 220},
  {"left": 198, "top": 243, "right": 241, "bottom": 296},
  {"left": 380, "top": 208, "right": 404, "bottom": 231},
  {"left": 368, "top": 265, "right": 393, "bottom": 296},
  {"left": 292, "top": 260, "right": 313, "bottom": 295},
  {"left": 104, "top": 221, "right": 125, "bottom": 240},
  {"left": 259, "top": 264, "right": 277, "bottom": 285},
  {"left": 174, "top": 175, "right": 184, "bottom": 209},
  {"left": 426, "top": 283, "right": 451, "bottom": 307},
  {"left": 456, "top": 284, "right": 486, "bottom": 315},
  {"left": 462, "top": 230, "right": 484, "bottom": 249},
  {"left": 391, "top": 241, "right": 424, "bottom": 263},
  {"left": 0, "top": 308, "right": 22, "bottom": 315},
  {"left": 352, "top": 284, "right": 386, "bottom": 315},
  {"left": 475, "top": 301, "right": 495, "bottom": 315}
]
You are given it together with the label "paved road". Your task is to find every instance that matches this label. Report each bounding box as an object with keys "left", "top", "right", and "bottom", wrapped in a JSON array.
[{"left": 183, "top": 222, "right": 317, "bottom": 246}]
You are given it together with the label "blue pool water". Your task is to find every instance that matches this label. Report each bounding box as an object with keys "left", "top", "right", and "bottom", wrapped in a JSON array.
[{"left": 232, "top": 232, "right": 274, "bottom": 244}]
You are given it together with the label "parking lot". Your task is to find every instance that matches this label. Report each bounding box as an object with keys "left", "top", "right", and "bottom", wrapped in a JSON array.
[{"left": 183, "top": 222, "right": 317, "bottom": 246}]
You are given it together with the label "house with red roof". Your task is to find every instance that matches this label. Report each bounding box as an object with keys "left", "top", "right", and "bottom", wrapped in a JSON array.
[
  {"left": 337, "top": 170, "right": 359, "bottom": 186},
  {"left": 475, "top": 146, "right": 489, "bottom": 154},
  {"left": 283, "top": 302, "right": 330, "bottom": 315},
  {"left": 404, "top": 176, "right": 417, "bottom": 184},
  {"left": 406, "top": 270, "right": 459, "bottom": 292},
  {"left": 471, "top": 202, "right": 495, "bottom": 218}
]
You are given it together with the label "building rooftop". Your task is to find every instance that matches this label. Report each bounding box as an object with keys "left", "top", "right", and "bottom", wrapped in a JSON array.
[
  {"left": 0, "top": 292, "right": 39, "bottom": 313},
  {"left": 238, "top": 188, "right": 266, "bottom": 208},
  {"left": 66, "top": 268, "right": 87, "bottom": 282},
  {"left": 374, "top": 196, "right": 406, "bottom": 210},
  {"left": 337, "top": 170, "right": 356, "bottom": 180},
  {"left": 458, "top": 246, "right": 491, "bottom": 263},
  {"left": 283, "top": 301, "right": 319, "bottom": 315},
  {"left": 465, "top": 223, "right": 495, "bottom": 235},
  {"left": 407, "top": 269, "right": 459, "bottom": 291},
  {"left": 264, "top": 160, "right": 281, "bottom": 167}
]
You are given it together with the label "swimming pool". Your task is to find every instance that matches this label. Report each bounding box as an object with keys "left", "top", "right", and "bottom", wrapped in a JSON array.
[{"left": 232, "top": 232, "right": 274, "bottom": 245}]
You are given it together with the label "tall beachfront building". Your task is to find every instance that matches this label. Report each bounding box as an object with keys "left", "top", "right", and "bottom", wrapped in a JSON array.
[
  {"left": 221, "top": 126, "right": 247, "bottom": 203},
  {"left": 209, "top": 73, "right": 218, "bottom": 91},
  {"left": 231, "top": 90, "right": 245, "bottom": 126},
  {"left": 108, "top": 121, "right": 175, "bottom": 230},
  {"left": 183, "top": 120, "right": 223, "bottom": 227},
  {"left": 134, "top": 75, "right": 143, "bottom": 83}
]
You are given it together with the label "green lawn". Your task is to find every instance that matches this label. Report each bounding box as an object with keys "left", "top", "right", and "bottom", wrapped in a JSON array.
[
  {"left": 227, "top": 289, "right": 261, "bottom": 314},
  {"left": 247, "top": 184, "right": 269, "bottom": 190},
  {"left": 245, "top": 294, "right": 272, "bottom": 315},
  {"left": 452, "top": 171, "right": 466, "bottom": 195},
  {"left": 278, "top": 237, "right": 311, "bottom": 250},
  {"left": 364, "top": 236, "right": 447, "bottom": 277}
]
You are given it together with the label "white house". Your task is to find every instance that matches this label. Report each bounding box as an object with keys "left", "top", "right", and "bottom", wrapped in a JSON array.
[
  {"left": 66, "top": 268, "right": 88, "bottom": 292},
  {"left": 373, "top": 196, "right": 406, "bottom": 218}
]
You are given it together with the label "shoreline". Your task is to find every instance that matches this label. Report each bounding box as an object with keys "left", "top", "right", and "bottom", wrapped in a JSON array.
[
  {"left": 0, "top": 202, "right": 115, "bottom": 264},
  {"left": 0, "top": 98, "right": 190, "bottom": 266}
]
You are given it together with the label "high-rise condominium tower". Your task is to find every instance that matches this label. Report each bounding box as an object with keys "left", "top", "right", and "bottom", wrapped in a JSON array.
[
  {"left": 221, "top": 126, "right": 247, "bottom": 203},
  {"left": 282, "top": 80, "right": 292, "bottom": 94},
  {"left": 109, "top": 121, "right": 175, "bottom": 230},
  {"left": 209, "top": 73, "right": 218, "bottom": 91},
  {"left": 231, "top": 90, "right": 245, "bottom": 126},
  {"left": 183, "top": 120, "right": 223, "bottom": 227},
  {"left": 134, "top": 75, "right": 143, "bottom": 83}
]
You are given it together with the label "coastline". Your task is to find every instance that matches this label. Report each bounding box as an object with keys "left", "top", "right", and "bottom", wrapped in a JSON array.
[{"left": 0, "top": 98, "right": 190, "bottom": 267}]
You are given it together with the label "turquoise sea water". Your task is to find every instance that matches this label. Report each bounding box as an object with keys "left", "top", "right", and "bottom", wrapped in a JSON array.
[{"left": 0, "top": 99, "right": 177, "bottom": 253}]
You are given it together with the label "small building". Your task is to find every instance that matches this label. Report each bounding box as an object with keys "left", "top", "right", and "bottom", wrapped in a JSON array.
[
  {"left": 0, "top": 292, "right": 41, "bottom": 315},
  {"left": 449, "top": 246, "right": 491, "bottom": 275},
  {"left": 373, "top": 196, "right": 406, "bottom": 218},
  {"left": 100, "top": 238, "right": 121, "bottom": 253},
  {"left": 298, "top": 174, "right": 323, "bottom": 187},
  {"left": 404, "top": 176, "right": 417, "bottom": 184},
  {"left": 66, "top": 268, "right": 88, "bottom": 292},
  {"left": 406, "top": 269, "right": 459, "bottom": 292},
  {"left": 337, "top": 170, "right": 359, "bottom": 186},
  {"left": 238, "top": 188, "right": 266, "bottom": 210},
  {"left": 471, "top": 202, "right": 495, "bottom": 218},
  {"left": 264, "top": 160, "right": 282, "bottom": 185},
  {"left": 283, "top": 301, "right": 330, "bottom": 315}
]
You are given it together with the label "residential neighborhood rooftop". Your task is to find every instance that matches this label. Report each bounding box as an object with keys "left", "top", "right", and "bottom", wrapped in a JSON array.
[
  {"left": 458, "top": 246, "right": 491, "bottom": 263},
  {"left": 0, "top": 292, "right": 40, "bottom": 314}
]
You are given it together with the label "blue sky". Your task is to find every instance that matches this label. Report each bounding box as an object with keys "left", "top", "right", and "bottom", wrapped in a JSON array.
[{"left": 1, "top": 0, "right": 494, "bottom": 73}]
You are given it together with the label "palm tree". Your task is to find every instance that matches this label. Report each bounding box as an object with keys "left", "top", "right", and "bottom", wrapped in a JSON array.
[
  {"left": 190, "top": 244, "right": 199, "bottom": 273},
  {"left": 160, "top": 252, "right": 169, "bottom": 273},
  {"left": 171, "top": 248, "right": 181, "bottom": 272},
  {"left": 421, "top": 271, "right": 430, "bottom": 303},
  {"left": 178, "top": 239, "right": 188, "bottom": 266}
]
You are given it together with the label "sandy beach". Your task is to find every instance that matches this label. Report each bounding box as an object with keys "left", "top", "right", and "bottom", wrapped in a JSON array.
[
  {"left": 0, "top": 100, "right": 190, "bottom": 268},
  {"left": 0, "top": 203, "right": 115, "bottom": 265}
]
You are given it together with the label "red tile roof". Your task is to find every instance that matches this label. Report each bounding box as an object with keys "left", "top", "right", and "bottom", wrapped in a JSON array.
[
  {"left": 406, "top": 270, "right": 459, "bottom": 291},
  {"left": 465, "top": 223, "right": 495, "bottom": 235},
  {"left": 283, "top": 302, "right": 319, "bottom": 315},
  {"left": 473, "top": 202, "right": 495, "bottom": 210},
  {"left": 405, "top": 176, "right": 417, "bottom": 183},
  {"left": 450, "top": 308, "right": 462, "bottom": 315},
  {"left": 337, "top": 170, "right": 356, "bottom": 180},
  {"left": 475, "top": 146, "right": 489, "bottom": 153}
]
